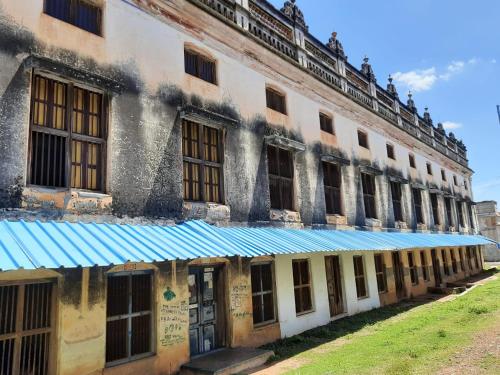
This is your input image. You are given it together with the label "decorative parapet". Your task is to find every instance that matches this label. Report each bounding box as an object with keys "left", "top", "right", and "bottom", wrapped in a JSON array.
[{"left": 186, "top": 0, "right": 469, "bottom": 167}]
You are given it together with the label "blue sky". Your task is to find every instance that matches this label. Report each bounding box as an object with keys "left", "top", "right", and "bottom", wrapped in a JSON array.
[{"left": 268, "top": 0, "right": 500, "bottom": 204}]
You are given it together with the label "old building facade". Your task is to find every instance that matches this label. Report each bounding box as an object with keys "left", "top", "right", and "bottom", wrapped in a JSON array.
[
  {"left": 477, "top": 201, "right": 500, "bottom": 261},
  {"left": 0, "top": 0, "right": 493, "bottom": 374}
]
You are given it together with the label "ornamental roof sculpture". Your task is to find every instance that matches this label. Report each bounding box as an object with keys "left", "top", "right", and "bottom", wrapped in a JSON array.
[
  {"left": 361, "top": 56, "right": 376, "bottom": 82},
  {"left": 281, "top": 0, "right": 308, "bottom": 31},
  {"left": 326, "top": 32, "right": 346, "bottom": 59},
  {"left": 386, "top": 75, "right": 398, "bottom": 98},
  {"left": 436, "top": 123, "right": 446, "bottom": 134},
  {"left": 407, "top": 92, "right": 417, "bottom": 113},
  {"left": 423, "top": 107, "right": 433, "bottom": 125}
]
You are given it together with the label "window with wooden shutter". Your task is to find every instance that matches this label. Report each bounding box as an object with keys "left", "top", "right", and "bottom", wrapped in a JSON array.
[
  {"left": 44, "top": 0, "right": 102, "bottom": 35},
  {"left": 251, "top": 263, "right": 275, "bottom": 326},
  {"left": 323, "top": 162, "right": 342, "bottom": 215},
  {"left": 292, "top": 259, "right": 313, "bottom": 314},
  {"left": 29, "top": 75, "right": 106, "bottom": 191},
  {"left": 361, "top": 173, "right": 377, "bottom": 219},
  {"left": 408, "top": 252, "right": 419, "bottom": 285},
  {"left": 353, "top": 256, "right": 367, "bottom": 299},
  {"left": 182, "top": 120, "right": 224, "bottom": 203},
  {"left": 420, "top": 251, "right": 429, "bottom": 281},
  {"left": 319, "top": 113, "right": 334, "bottom": 134},
  {"left": 413, "top": 188, "right": 424, "bottom": 224},
  {"left": 0, "top": 282, "right": 54, "bottom": 375},
  {"left": 184, "top": 49, "right": 217, "bottom": 84},
  {"left": 266, "top": 88, "right": 286, "bottom": 114},
  {"left": 268, "top": 146, "right": 294, "bottom": 210},
  {"left": 106, "top": 272, "right": 153, "bottom": 366},
  {"left": 374, "top": 254, "right": 387, "bottom": 293},
  {"left": 430, "top": 193, "right": 440, "bottom": 226},
  {"left": 390, "top": 181, "right": 403, "bottom": 222}
]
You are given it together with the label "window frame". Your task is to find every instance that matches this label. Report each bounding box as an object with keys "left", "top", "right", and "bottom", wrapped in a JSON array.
[
  {"left": 442, "top": 249, "right": 450, "bottom": 276},
  {"left": 105, "top": 271, "right": 155, "bottom": 367},
  {"left": 386, "top": 143, "right": 396, "bottom": 160},
  {"left": 184, "top": 48, "right": 218, "bottom": 85},
  {"left": 426, "top": 162, "right": 433, "bottom": 176},
  {"left": 409, "top": 154, "right": 416, "bottom": 169},
  {"left": 323, "top": 161, "right": 342, "bottom": 215},
  {"left": 27, "top": 72, "right": 108, "bottom": 192},
  {"left": 420, "top": 251, "right": 429, "bottom": 281},
  {"left": 319, "top": 112, "right": 334, "bottom": 134},
  {"left": 267, "top": 145, "right": 294, "bottom": 211},
  {"left": 457, "top": 201, "right": 465, "bottom": 227},
  {"left": 390, "top": 181, "right": 403, "bottom": 222},
  {"left": 353, "top": 255, "right": 368, "bottom": 299},
  {"left": 265, "top": 87, "right": 287, "bottom": 114},
  {"left": 374, "top": 254, "right": 388, "bottom": 294},
  {"left": 357, "top": 130, "right": 369, "bottom": 149},
  {"left": 445, "top": 197, "right": 454, "bottom": 227},
  {"left": 292, "top": 259, "right": 314, "bottom": 315},
  {"left": 408, "top": 252, "right": 419, "bottom": 285},
  {"left": 43, "top": 0, "right": 103, "bottom": 36},
  {"left": 441, "top": 169, "right": 447, "bottom": 181},
  {"left": 453, "top": 175, "right": 458, "bottom": 186},
  {"left": 182, "top": 120, "right": 225, "bottom": 204},
  {"left": 412, "top": 188, "right": 424, "bottom": 224},
  {"left": 430, "top": 193, "right": 440, "bottom": 226},
  {"left": 361, "top": 172, "right": 377, "bottom": 219},
  {"left": 250, "top": 262, "right": 277, "bottom": 327}
]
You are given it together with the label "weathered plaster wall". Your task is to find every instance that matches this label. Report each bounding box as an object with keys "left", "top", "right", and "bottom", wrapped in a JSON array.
[{"left": 0, "top": 0, "right": 475, "bottom": 229}]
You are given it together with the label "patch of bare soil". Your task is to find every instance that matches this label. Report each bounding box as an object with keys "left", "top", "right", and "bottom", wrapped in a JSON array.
[{"left": 437, "top": 318, "right": 500, "bottom": 375}]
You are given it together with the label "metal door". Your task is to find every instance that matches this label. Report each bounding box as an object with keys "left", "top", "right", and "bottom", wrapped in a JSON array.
[
  {"left": 431, "top": 249, "right": 442, "bottom": 287},
  {"left": 324, "top": 256, "right": 344, "bottom": 317},
  {"left": 392, "top": 252, "right": 406, "bottom": 299},
  {"left": 188, "top": 267, "right": 218, "bottom": 356}
]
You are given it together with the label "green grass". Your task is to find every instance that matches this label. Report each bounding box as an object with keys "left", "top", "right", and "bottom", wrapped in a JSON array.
[{"left": 261, "top": 269, "right": 499, "bottom": 375}]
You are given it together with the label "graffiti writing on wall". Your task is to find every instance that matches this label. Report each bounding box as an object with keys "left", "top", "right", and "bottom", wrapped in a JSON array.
[
  {"left": 230, "top": 283, "right": 251, "bottom": 320},
  {"left": 159, "top": 300, "right": 189, "bottom": 347}
]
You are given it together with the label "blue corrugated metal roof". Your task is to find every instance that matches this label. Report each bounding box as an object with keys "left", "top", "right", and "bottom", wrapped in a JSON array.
[{"left": 0, "top": 220, "right": 495, "bottom": 271}]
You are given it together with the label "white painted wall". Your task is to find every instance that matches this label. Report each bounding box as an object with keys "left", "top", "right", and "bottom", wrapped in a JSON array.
[{"left": 275, "top": 252, "right": 380, "bottom": 338}]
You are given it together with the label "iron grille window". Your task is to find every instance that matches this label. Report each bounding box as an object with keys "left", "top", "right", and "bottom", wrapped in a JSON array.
[
  {"left": 319, "top": 113, "right": 334, "bottom": 134},
  {"left": 106, "top": 272, "right": 153, "bottom": 366},
  {"left": 29, "top": 75, "right": 106, "bottom": 191},
  {"left": 413, "top": 188, "right": 424, "bottom": 224},
  {"left": 442, "top": 250, "right": 450, "bottom": 276},
  {"left": 323, "top": 162, "right": 342, "bottom": 215},
  {"left": 292, "top": 259, "right": 313, "bottom": 314},
  {"left": 361, "top": 173, "right": 377, "bottom": 219},
  {"left": 184, "top": 50, "right": 217, "bottom": 84},
  {"left": 420, "top": 251, "right": 429, "bottom": 281},
  {"left": 430, "top": 193, "right": 440, "bottom": 225},
  {"left": 457, "top": 202, "right": 465, "bottom": 227},
  {"left": 374, "top": 254, "right": 387, "bottom": 293},
  {"left": 268, "top": 145, "right": 294, "bottom": 210},
  {"left": 386, "top": 144, "right": 395, "bottom": 160},
  {"left": 390, "top": 181, "right": 403, "bottom": 222},
  {"left": 44, "top": 0, "right": 102, "bottom": 35},
  {"left": 445, "top": 198, "right": 453, "bottom": 227},
  {"left": 251, "top": 263, "right": 275, "bottom": 326},
  {"left": 266, "top": 88, "right": 286, "bottom": 114},
  {"left": 357, "top": 130, "right": 369, "bottom": 149},
  {"left": 0, "top": 282, "right": 53, "bottom": 375},
  {"left": 353, "top": 256, "right": 367, "bottom": 299},
  {"left": 408, "top": 252, "right": 419, "bottom": 285},
  {"left": 409, "top": 154, "right": 416, "bottom": 169},
  {"left": 182, "top": 120, "right": 224, "bottom": 203}
]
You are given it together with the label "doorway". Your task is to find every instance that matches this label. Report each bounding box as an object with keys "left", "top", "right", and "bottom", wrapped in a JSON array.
[
  {"left": 324, "top": 256, "right": 344, "bottom": 317},
  {"left": 392, "top": 252, "right": 406, "bottom": 299},
  {"left": 431, "top": 249, "right": 442, "bottom": 287},
  {"left": 188, "top": 266, "right": 226, "bottom": 356}
]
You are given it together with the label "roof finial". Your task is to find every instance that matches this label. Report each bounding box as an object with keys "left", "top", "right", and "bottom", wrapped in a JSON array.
[
  {"left": 281, "top": 0, "right": 308, "bottom": 30},
  {"left": 387, "top": 75, "right": 398, "bottom": 98},
  {"left": 407, "top": 91, "right": 417, "bottom": 113},
  {"left": 423, "top": 107, "right": 433, "bottom": 125},
  {"left": 361, "top": 55, "right": 376, "bottom": 82},
  {"left": 326, "top": 31, "right": 346, "bottom": 59}
]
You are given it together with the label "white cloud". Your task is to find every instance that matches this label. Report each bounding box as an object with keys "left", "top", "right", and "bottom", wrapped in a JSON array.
[
  {"left": 392, "top": 59, "right": 478, "bottom": 92},
  {"left": 442, "top": 121, "right": 463, "bottom": 130},
  {"left": 491, "top": 59, "right": 497, "bottom": 64},
  {"left": 392, "top": 68, "right": 437, "bottom": 92}
]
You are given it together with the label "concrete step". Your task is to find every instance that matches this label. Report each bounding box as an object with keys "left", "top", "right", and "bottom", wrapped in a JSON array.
[{"left": 180, "top": 348, "right": 274, "bottom": 375}]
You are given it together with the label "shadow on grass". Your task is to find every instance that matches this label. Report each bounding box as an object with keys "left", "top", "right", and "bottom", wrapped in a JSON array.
[{"left": 261, "top": 268, "right": 499, "bottom": 362}]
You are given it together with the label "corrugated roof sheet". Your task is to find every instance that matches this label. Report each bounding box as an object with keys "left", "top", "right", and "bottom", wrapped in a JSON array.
[{"left": 0, "top": 220, "right": 495, "bottom": 271}]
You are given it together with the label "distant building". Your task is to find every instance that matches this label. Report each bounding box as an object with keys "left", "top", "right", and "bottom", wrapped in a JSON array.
[{"left": 477, "top": 201, "right": 500, "bottom": 261}]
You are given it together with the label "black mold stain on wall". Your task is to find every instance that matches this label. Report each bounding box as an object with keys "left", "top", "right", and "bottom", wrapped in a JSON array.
[
  {"left": 60, "top": 268, "right": 82, "bottom": 308},
  {"left": 88, "top": 267, "right": 106, "bottom": 308}
]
